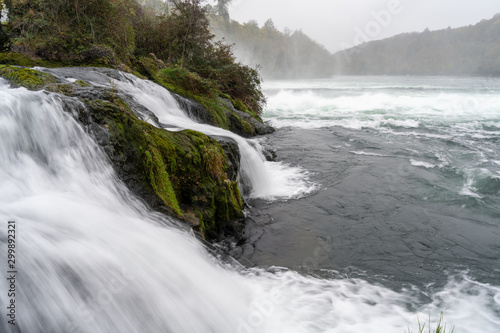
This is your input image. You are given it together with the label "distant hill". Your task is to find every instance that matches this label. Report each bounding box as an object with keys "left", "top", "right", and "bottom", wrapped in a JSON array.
[{"left": 334, "top": 14, "right": 500, "bottom": 76}]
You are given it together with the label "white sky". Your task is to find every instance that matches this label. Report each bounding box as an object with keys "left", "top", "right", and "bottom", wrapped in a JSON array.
[{"left": 212, "top": 0, "right": 500, "bottom": 53}]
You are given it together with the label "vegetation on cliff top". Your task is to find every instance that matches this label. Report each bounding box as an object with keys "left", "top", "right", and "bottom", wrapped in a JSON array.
[
  {"left": 1, "top": 0, "right": 265, "bottom": 116},
  {"left": 83, "top": 96, "right": 244, "bottom": 239}
]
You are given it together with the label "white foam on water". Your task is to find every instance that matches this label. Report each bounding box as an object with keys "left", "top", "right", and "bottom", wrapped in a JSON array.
[
  {"left": 349, "top": 151, "right": 390, "bottom": 157},
  {"left": 263, "top": 79, "right": 500, "bottom": 134},
  {"left": 410, "top": 159, "right": 436, "bottom": 169},
  {"left": 459, "top": 186, "right": 482, "bottom": 199},
  {"left": 458, "top": 168, "right": 500, "bottom": 198}
]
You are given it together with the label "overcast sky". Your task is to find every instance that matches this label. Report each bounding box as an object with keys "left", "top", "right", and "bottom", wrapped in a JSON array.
[{"left": 215, "top": 0, "right": 500, "bottom": 53}]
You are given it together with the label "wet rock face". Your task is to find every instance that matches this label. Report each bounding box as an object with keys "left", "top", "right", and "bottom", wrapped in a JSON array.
[
  {"left": 171, "top": 92, "right": 275, "bottom": 138},
  {"left": 210, "top": 136, "right": 241, "bottom": 182},
  {"left": 80, "top": 93, "right": 246, "bottom": 240},
  {"left": 172, "top": 93, "right": 217, "bottom": 125},
  {"left": 219, "top": 98, "right": 275, "bottom": 137}
]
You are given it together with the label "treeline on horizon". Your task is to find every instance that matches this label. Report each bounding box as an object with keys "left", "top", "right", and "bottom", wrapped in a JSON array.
[
  {"left": 209, "top": 5, "right": 500, "bottom": 78},
  {"left": 334, "top": 14, "right": 500, "bottom": 76},
  {"left": 208, "top": 5, "right": 335, "bottom": 80}
]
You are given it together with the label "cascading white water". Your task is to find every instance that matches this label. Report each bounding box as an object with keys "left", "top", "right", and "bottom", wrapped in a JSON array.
[
  {"left": 0, "top": 81, "right": 253, "bottom": 332},
  {"left": 53, "top": 68, "right": 316, "bottom": 200},
  {"left": 115, "top": 76, "right": 315, "bottom": 199},
  {"left": 1, "top": 76, "right": 500, "bottom": 333}
]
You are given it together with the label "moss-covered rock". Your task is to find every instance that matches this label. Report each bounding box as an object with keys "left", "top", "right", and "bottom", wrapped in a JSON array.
[
  {"left": 79, "top": 45, "right": 119, "bottom": 68},
  {"left": 134, "top": 54, "right": 166, "bottom": 80},
  {"left": 74, "top": 79, "right": 90, "bottom": 87},
  {"left": 155, "top": 68, "right": 229, "bottom": 129},
  {"left": 78, "top": 92, "right": 244, "bottom": 240},
  {"left": 46, "top": 83, "right": 75, "bottom": 96},
  {"left": 0, "top": 65, "right": 248, "bottom": 239},
  {"left": 155, "top": 66, "right": 274, "bottom": 137},
  {"left": 0, "top": 65, "right": 57, "bottom": 89}
]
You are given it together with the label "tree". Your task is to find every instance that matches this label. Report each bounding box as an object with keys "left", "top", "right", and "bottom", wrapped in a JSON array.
[
  {"left": 169, "top": 0, "right": 214, "bottom": 67},
  {"left": 263, "top": 19, "right": 277, "bottom": 32},
  {"left": 215, "top": 0, "right": 231, "bottom": 22}
]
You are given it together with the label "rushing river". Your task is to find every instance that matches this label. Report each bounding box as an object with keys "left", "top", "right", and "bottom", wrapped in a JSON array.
[{"left": 1, "top": 72, "right": 499, "bottom": 332}]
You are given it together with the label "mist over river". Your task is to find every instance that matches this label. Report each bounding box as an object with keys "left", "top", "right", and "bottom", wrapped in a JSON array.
[{"left": 1, "top": 72, "right": 499, "bottom": 332}]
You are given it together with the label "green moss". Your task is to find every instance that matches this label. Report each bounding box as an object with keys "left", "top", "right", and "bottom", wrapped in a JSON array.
[
  {"left": 156, "top": 68, "right": 229, "bottom": 129},
  {"left": 218, "top": 180, "right": 243, "bottom": 222},
  {"left": 74, "top": 80, "right": 89, "bottom": 87},
  {"left": 201, "top": 145, "right": 226, "bottom": 181},
  {"left": 0, "top": 65, "right": 57, "bottom": 90},
  {"left": 240, "top": 118, "right": 255, "bottom": 136},
  {"left": 135, "top": 56, "right": 162, "bottom": 80},
  {"left": 132, "top": 71, "right": 148, "bottom": 80},
  {"left": 159, "top": 67, "right": 216, "bottom": 96},
  {"left": 0, "top": 53, "right": 38, "bottom": 67},
  {"left": 145, "top": 146, "right": 182, "bottom": 216},
  {"left": 0, "top": 53, "right": 71, "bottom": 68},
  {"left": 194, "top": 96, "right": 229, "bottom": 129},
  {"left": 83, "top": 95, "right": 243, "bottom": 239},
  {"left": 228, "top": 113, "right": 255, "bottom": 137},
  {"left": 230, "top": 97, "right": 261, "bottom": 121},
  {"left": 46, "top": 84, "right": 74, "bottom": 96}
]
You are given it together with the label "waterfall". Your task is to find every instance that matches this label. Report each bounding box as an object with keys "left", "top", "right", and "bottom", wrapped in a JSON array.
[
  {"left": 1, "top": 74, "right": 498, "bottom": 333},
  {"left": 0, "top": 81, "right": 252, "bottom": 332},
  {"left": 119, "top": 74, "right": 320, "bottom": 199},
  {"left": 43, "top": 67, "right": 316, "bottom": 200}
]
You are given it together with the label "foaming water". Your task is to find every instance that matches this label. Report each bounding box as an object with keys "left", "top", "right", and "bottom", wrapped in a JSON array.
[
  {"left": 1, "top": 77, "right": 499, "bottom": 332},
  {"left": 45, "top": 68, "right": 316, "bottom": 201},
  {"left": 264, "top": 77, "right": 500, "bottom": 133},
  {"left": 114, "top": 74, "right": 317, "bottom": 199},
  {"left": 263, "top": 76, "right": 500, "bottom": 203},
  {"left": 246, "top": 269, "right": 500, "bottom": 333},
  {"left": 0, "top": 85, "right": 250, "bottom": 332},
  {"left": 410, "top": 159, "right": 437, "bottom": 169}
]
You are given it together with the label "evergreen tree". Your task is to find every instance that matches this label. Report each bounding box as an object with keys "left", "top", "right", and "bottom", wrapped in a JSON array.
[{"left": 215, "top": 0, "right": 231, "bottom": 22}]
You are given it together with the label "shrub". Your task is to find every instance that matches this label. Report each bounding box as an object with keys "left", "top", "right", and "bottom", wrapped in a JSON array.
[{"left": 159, "top": 67, "right": 216, "bottom": 96}]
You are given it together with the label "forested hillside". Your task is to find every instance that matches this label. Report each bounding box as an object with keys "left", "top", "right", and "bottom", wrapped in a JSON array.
[
  {"left": 209, "top": 5, "right": 335, "bottom": 79},
  {"left": 334, "top": 14, "right": 500, "bottom": 76}
]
